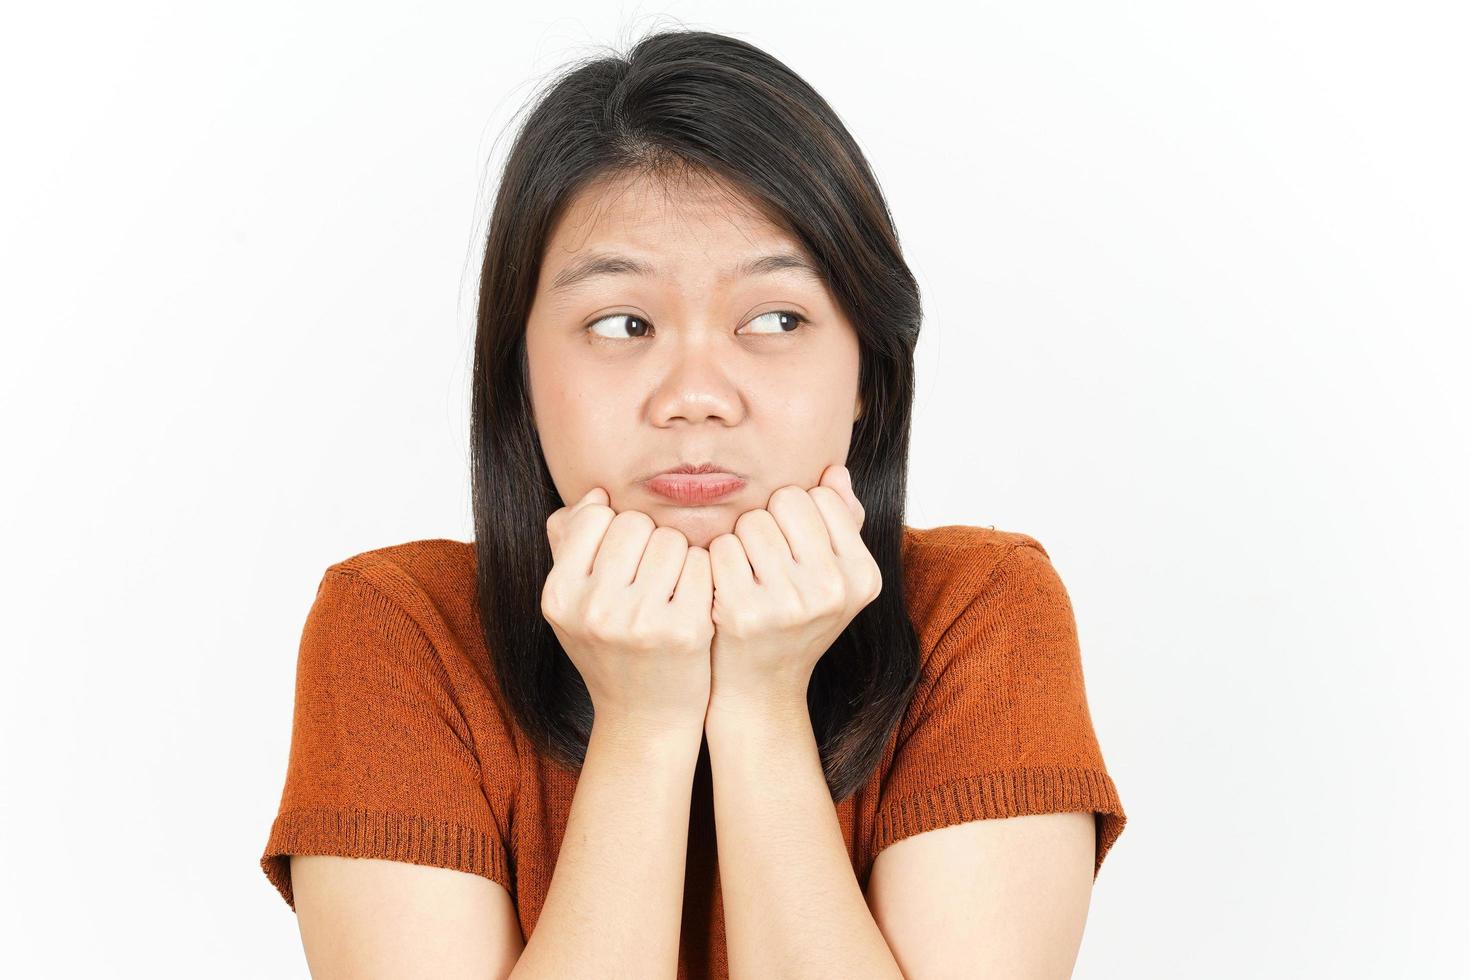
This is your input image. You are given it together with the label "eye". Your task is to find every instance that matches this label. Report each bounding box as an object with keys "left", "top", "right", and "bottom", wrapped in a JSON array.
[
  {"left": 583, "top": 309, "right": 809, "bottom": 341},
  {"left": 741, "top": 310, "right": 809, "bottom": 335},
  {"left": 586, "top": 313, "right": 652, "bottom": 340}
]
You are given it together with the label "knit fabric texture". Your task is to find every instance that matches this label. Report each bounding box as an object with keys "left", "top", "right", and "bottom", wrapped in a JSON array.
[{"left": 260, "top": 524, "right": 1126, "bottom": 976}]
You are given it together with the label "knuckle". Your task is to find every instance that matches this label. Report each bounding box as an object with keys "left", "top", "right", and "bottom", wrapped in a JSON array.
[
  {"left": 724, "top": 605, "right": 758, "bottom": 634},
  {"left": 808, "top": 485, "right": 840, "bottom": 505},
  {"left": 614, "top": 508, "right": 654, "bottom": 527},
  {"left": 771, "top": 484, "right": 807, "bottom": 506},
  {"left": 627, "top": 603, "right": 660, "bottom": 640},
  {"left": 581, "top": 598, "right": 616, "bottom": 637},
  {"left": 676, "top": 624, "right": 709, "bottom": 651},
  {"left": 540, "top": 585, "right": 565, "bottom": 624},
  {"left": 813, "top": 577, "right": 846, "bottom": 609},
  {"left": 649, "top": 524, "right": 689, "bottom": 549}
]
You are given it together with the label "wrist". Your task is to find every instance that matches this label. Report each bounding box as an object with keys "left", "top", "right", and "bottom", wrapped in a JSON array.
[
  {"left": 705, "top": 690, "right": 810, "bottom": 739},
  {"left": 592, "top": 710, "right": 706, "bottom": 752}
]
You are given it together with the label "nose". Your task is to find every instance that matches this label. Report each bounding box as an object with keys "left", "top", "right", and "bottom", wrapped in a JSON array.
[{"left": 646, "top": 332, "right": 744, "bottom": 426}]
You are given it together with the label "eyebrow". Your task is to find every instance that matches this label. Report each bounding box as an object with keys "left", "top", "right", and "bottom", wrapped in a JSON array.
[{"left": 548, "top": 250, "right": 824, "bottom": 293}]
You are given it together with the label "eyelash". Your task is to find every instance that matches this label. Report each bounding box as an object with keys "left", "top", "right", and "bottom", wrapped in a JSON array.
[{"left": 583, "top": 309, "right": 810, "bottom": 341}]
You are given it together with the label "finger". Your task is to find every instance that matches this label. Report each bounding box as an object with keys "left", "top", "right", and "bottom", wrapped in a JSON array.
[
  {"left": 766, "top": 484, "right": 834, "bottom": 566},
  {"left": 591, "top": 510, "right": 658, "bottom": 586},
  {"left": 671, "top": 545, "right": 713, "bottom": 614},
  {"left": 547, "top": 487, "right": 608, "bottom": 554},
  {"left": 708, "top": 531, "right": 755, "bottom": 599},
  {"left": 809, "top": 484, "right": 866, "bottom": 559},
  {"left": 825, "top": 464, "right": 865, "bottom": 531},
  {"left": 732, "top": 507, "right": 792, "bottom": 585},
  {"left": 555, "top": 492, "right": 617, "bottom": 575},
  {"left": 635, "top": 526, "right": 691, "bottom": 601}
]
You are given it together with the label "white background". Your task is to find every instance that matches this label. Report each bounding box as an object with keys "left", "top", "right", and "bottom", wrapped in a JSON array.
[{"left": 3, "top": 2, "right": 1466, "bottom": 976}]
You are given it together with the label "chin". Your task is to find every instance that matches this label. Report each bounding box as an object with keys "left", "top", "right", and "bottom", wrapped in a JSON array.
[{"left": 647, "top": 507, "right": 740, "bottom": 550}]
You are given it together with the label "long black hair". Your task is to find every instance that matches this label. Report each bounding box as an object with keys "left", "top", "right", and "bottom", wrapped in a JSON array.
[{"left": 470, "top": 27, "right": 923, "bottom": 801}]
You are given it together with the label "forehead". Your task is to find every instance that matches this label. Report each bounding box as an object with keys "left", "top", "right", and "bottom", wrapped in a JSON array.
[{"left": 544, "top": 169, "right": 802, "bottom": 259}]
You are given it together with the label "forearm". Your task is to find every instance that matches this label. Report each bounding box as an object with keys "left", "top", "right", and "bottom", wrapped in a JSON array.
[
  {"left": 510, "top": 716, "right": 703, "bottom": 980},
  {"left": 705, "top": 698, "right": 904, "bottom": 980}
]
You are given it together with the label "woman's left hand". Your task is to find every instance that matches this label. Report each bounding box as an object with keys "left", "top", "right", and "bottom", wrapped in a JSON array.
[{"left": 707, "top": 463, "right": 883, "bottom": 716}]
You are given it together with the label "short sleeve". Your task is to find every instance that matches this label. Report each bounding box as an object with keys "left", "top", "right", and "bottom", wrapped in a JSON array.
[
  {"left": 259, "top": 567, "right": 513, "bottom": 911},
  {"left": 873, "top": 541, "right": 1127, "bottom": 879}
]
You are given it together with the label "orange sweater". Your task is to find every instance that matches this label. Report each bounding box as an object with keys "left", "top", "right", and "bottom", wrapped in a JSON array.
[{"left": 260, "top": 524, "right": 1126, "bottom": 976}]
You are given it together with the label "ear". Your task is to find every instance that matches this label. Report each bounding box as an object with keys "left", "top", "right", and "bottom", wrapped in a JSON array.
[{"left": 854, "top": 392, "right": 864, "bottom": 421}]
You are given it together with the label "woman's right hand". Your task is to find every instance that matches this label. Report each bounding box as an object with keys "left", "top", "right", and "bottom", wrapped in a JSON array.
[{"left": 541, "top": 487, "right": 715, "bottom": 737}]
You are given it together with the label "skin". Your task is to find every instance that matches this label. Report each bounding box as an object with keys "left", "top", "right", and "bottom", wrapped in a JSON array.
[
  {"left": 523, "top": 167, "right": 864, "bottom": 553},
  {"left": 525, "top": 165, "right": 881, "bottom": 718},
  {"left": 289, "top": 167, "right": 1095, "bottom": 978},
  {"left": 524, "top": 167, "right": 908, "bottom": 979},
  {"left": 522, "top": 168, "right": 1095, "bottom": 979}
]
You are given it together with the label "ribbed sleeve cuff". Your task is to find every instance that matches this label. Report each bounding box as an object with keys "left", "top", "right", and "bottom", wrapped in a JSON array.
[
  {"left": 872, "top": 765, "right": 1127, "bottom": 880},
  {"left": 260, "top": 807, "right": 513, "bottom": 911}
]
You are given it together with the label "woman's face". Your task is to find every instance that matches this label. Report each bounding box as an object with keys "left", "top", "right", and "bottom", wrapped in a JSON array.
[{"left": 524, "top": 170, "right": 863, "bottom": 550}]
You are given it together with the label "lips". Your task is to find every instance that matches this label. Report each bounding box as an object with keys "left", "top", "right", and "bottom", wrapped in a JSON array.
[{"left": 644, "top": 465, "right": 746, "bottom": 504}]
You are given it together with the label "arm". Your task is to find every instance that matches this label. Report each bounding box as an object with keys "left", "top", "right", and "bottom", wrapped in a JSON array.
[
  {"left": 864, "top": 537, "right": 1125, "bottom": 977},
  {"left": 866, "top": 810, "right": 1095, "bottom": 979},
  {"left": 700, "top": 468, "right": 900, "bottom": 978},
  {"left": 511, "top": 714, "right": 704, "bottom": 980},
  {"left": 288, "top": 712, "right": 703, "bottom": 980},
  {"left": 704, "top": 697, "right": 904, "bottom": 980},
  {"left": 267, "top": 564, "right": 531, "bottom": 979},
  {"left": 291, "top": 855, "right": 525, "bottom": 980}
]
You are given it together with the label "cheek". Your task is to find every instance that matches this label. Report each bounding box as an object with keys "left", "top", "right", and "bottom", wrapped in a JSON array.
[
  {"left": 525, "top": 337, "right": 584, "bottom": 458},
  {"left": 531, "top": 368, "right": 629, "bottom": 470},
  {"left": 763, "top": 369, "right": 852, "bottom": 426},
  {"left": 527, "top": 335, "right": 583, "bottom": 422}
]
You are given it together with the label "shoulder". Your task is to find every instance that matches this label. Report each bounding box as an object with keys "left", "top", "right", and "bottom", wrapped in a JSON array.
[
  {"left": 314, "top": 538, "right": 478, "bottom": 627},
  {"left": 900, "top": 523, "right": 1054, "bottom": 650},
  {"left": 303, "top": 537, "right": 496, "bottom": 681},
  {"left": 298, "top": 537, "right": 522, "bottom": 749},
  {"left": 326, "top": 537, "right": 476, "bottom": 590}
]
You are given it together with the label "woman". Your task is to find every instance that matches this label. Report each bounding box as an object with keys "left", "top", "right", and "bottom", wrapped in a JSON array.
[{"left": 260, "top": 28, "right": 1126, "bottom": 980}]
